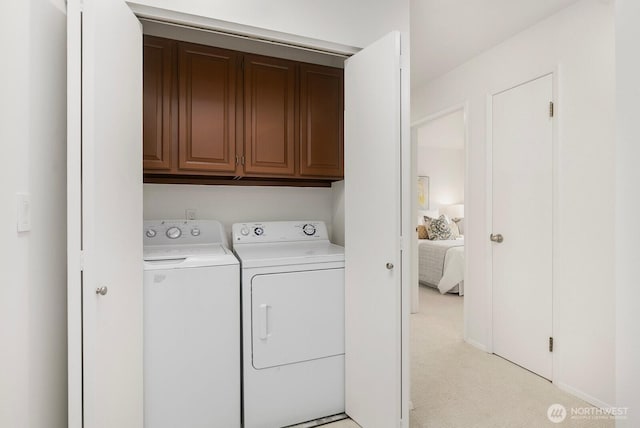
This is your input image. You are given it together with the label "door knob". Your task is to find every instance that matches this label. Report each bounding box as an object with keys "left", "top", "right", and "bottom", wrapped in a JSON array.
[
  {"left": 95, "top": 286, "right": 108, "bottom": 296},
  {"left": 386, "top": 262, "right": 394, "bottom": 270},
  {"left": 490, "top": 234, "right": 504, "bottom": 243}
]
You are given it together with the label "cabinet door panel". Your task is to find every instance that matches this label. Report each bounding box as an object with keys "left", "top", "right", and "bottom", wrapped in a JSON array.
[
  {"left": 299, "top": 64, "right": 344, "bottom": 178},
  {"left": 178, "top": 43, "right": 238, "bottom": 173},
  {"left": 143, "top": 36, "right": 173, "bottom": 171},
  {"left": 244, "top": 55, "right": 296, "bottom": 176}
]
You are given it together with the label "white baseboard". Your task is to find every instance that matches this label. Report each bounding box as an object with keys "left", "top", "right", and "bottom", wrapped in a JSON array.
[
  {"left": 555, "top": 382, "right": 614, "bottom": 409},
  {"left": 465, "top": 337, "right": 489, "bottom": 353}
]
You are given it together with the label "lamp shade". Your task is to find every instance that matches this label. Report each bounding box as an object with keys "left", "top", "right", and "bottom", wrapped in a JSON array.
[{"left": 443, "top": 204, "right": 464, "bottom": 220}]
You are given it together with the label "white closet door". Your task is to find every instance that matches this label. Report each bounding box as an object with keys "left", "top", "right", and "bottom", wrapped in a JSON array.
[
  {"left": 492, "top": 74, "right": 553, "bottom": 380},
  {"left": 67, "top": 0, "right": 143, "bottom": 427},
  {"left": 344, "top": 31, "right": 408, "bottom": 428}
]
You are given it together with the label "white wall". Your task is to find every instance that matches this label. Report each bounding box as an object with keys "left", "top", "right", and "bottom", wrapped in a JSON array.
[
  {"left": 0, "top": 1, "right": 68, "bottom": 427},
  {"left": 131, "top": 0, "right": 408, "bottom": 49},
  {"left": 144, "top": 184, "right": 335, "bottom": 241},
  {"left": 615, "top": 0, "right": 640, "bottom": 425},
  {"left": 417, "top": 147, "right": 464, "bottom": 210},
  {"left": 416, "top": 110, "right": 465, "bottom": 211},
  {"left": 331, "top": 181, "right": 345, "bottom": 246},
  {"left": 412, "top": 0, "right": 615, "bottom": 407}
]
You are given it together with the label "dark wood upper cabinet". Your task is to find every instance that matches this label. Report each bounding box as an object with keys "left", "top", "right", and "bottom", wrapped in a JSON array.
[
  {"left": 143, "top": 36, "right": 173, "bottom": 171},
  {"left": 178, "top": 42, "right": 239, "bottom": 174},
  {"left": 243, "top": 54, "right": 296, "bottom": 176},
  {"left": 142, "top": 38, "right": 344, "bottom": 186},
  {"left": 299, "top": 64, "right": 344, "bottom": 178}
]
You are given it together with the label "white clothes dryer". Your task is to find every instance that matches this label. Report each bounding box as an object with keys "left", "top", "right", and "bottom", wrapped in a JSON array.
[
  {"left": 143, "top": 220, "right": 240, "bottom": 428},
  {"left": 232, "top": 221, "right": 346, "bottom": 428}
]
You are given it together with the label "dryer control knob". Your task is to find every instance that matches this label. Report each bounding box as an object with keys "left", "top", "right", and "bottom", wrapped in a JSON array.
[
  {"left": 166, "top": 226, "right": 182, "bottom": 239},
  {"left": 254, "top": 227, "right": 264, "bottom": 236},
  {"left": 302, "top": 224, "right": 316, "bottom": 236},
  {"left": 191, "top": 228, "right": 201, "bottom": 237},
  {"left": 145, "top": 228, "right": 157, "bottom": 238},
  {"left": 240, "top": 226, "right": 250, "bottom": 236}
]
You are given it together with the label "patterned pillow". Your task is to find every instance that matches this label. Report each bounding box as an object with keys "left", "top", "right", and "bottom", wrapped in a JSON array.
[
  {"left": 428, "top": 215, "right": 453, "bottom": 240},
  {"left": 423, "top": 215, "right": 435, "bottom": 230},
  {"left": 416, "top": 225, "right": 429, "bottom": 239}
]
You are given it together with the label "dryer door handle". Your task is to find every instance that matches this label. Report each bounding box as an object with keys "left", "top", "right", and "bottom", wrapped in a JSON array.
[{"left": 259, "top": 304, "right": 271, "bottom": 340}]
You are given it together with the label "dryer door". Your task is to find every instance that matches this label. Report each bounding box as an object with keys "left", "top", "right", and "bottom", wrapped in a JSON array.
[{"left": 251, "top": 268, "right": 344, "bottom": 369}]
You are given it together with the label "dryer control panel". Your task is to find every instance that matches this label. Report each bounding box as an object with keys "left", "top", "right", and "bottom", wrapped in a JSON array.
[{"left": 232, "top": 221, "right": 329, "bottom": 244}]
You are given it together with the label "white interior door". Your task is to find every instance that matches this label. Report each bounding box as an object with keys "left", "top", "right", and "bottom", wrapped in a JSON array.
[
  {"left": 67, "top": 0, "right": 143, "bottom": 427},
  {"left": 491, "top": 74, "right": 553, "bottom": 380},
  {"left": 344, "top": 31, "right": 409, "bottom": 428}
]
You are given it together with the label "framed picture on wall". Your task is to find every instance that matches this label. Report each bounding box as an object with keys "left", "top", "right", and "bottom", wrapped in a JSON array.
[{"left": 417, "top": 176, "right": 430, "bottom": 210}]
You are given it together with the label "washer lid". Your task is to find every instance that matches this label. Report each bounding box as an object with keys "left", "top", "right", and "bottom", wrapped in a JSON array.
[
  {"left": 144, "top": 244, "right": 238, "bottom": 269},
  {"left": 233, "top": 241, "right": 344, "bottom": 268}
]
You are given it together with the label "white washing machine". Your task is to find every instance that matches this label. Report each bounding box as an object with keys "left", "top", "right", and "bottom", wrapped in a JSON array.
[
  {"left": 232, "top": 221, "right": 346, "bottom": 428},
  {"left": 143, "top": 220, "right": 240, "bottom": 428}
]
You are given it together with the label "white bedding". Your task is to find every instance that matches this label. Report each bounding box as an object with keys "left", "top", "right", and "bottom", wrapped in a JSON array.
[{"left": 418, "top": 239, "right": 465, "bottom": 295}]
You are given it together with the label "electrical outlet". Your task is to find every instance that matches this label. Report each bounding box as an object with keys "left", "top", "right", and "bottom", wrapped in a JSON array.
[{"left": 185, "top": 209, "right": 197, "bottom": 220}]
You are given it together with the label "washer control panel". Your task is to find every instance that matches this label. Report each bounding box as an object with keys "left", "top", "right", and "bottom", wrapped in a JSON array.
[
  {"left": 232, "top": 221, "right": 329, "bottom": 244},
  {"left": 144, "top": 220, "right": 228, "bottom": 247}
]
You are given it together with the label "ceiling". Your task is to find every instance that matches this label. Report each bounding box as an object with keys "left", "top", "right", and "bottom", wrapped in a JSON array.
[{"left": 410, "top": 0, "right": 582, "bottom": 88}]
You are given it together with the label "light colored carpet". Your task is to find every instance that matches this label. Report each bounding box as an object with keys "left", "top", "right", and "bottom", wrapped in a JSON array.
[{"left": 325, "top": 285, "right": 613, "bottom": 428}]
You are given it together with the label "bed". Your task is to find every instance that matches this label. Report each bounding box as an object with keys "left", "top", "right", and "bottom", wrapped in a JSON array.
[{"left": 418, "top": 238, "right": 464, "bottom": 295}]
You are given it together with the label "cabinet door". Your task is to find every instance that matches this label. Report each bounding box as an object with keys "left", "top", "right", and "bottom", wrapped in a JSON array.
[
  {"left": 299, "top": 64, "right": 344, "bottom": 178},
  {"left": 178, "top": 42, "right": 239, "bottom": 173},
  {"left": 143, "top": 36, "right": 173, "bottom": 171},
  {"left": 243, "top": 54, "right": 296, "bottom": 176}
]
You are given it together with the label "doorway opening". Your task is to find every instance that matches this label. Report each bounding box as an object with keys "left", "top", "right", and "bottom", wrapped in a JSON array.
[
  {"left": 411, "top": 104, "right": 467, "bottom": 307},
  {"left": 410, "top": 104, "right": 469, "bottom": 424}
]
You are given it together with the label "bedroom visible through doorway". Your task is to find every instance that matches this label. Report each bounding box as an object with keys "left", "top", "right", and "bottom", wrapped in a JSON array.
[{"left": 414, "top": 106, "right": 466, "bottom": 298}]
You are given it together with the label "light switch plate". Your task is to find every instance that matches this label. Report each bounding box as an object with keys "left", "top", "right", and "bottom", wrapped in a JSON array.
[{"left": 16, "top": 193, "right": 31, "bottom": 232}]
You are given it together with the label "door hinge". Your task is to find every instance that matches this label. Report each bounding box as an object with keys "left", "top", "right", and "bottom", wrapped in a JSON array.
[
  {"left": 79, "top": 250, "right": 85, "bottom": 271},
  {"left": 549, "top": 337, "right": 554, "bottom": 352},
  {"left": 549, "top": 101, "right": 554, "bottom": 118}
]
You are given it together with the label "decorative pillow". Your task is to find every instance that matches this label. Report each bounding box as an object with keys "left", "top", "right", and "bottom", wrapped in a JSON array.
[
  {"left": 416, "top": 225, "right": 429, "bottom": 239},
  {"left": 423, "top": 215, "right": 435, "bottom": 230},
  {"left": 425, "top": 213, "right": 451, "bottom": 228},
  {"left": 449, "top": 220, "right": 461, "bottom": 238},
  {"left": 428, "top": 215, "right": 453, "bottom": 240}
]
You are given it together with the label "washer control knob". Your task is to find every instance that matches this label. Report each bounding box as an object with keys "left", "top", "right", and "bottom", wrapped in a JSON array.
[
  {"left": 191, "top": 227, "right": 201, "bottom": 237},
  {"left": 145, "top": 228, "right": 157, "bottom": 238},
  {"left": 166, "top": 226, "right": 182, "bottom": 239},
  {"left": 254, "top": 227, "right": 264, "bottom": 236},
  {"left": 302, "top": 224, "right": 316, "bottom": 236},
  {"left": 240, "top": 226, "right": 250, "bottom": 236}
]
